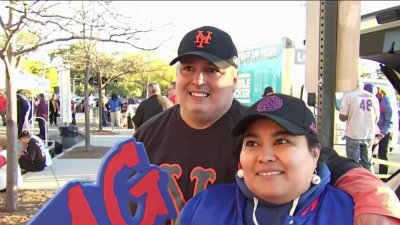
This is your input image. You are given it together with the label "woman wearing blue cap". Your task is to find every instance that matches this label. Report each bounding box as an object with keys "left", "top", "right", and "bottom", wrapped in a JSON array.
[{"left": 176, "top": 93, "right": 355, "bottom": 225}]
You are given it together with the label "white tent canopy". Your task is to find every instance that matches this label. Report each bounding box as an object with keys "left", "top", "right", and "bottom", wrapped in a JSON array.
[
  {"left": 0, "top": 69, "right": 50, "bottom": 91},
  {"left": 0, "top": 61, "right": 50, "bottom": 91}
]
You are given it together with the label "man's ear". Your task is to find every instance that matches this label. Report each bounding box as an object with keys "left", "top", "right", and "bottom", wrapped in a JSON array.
[{"left": 232, "top": 69, "right": 239, "bottom": 92}]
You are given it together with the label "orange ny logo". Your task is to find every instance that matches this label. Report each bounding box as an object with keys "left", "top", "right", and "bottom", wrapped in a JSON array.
[{"left": 194, "top": 31, "right": 213, "bottom": 48}]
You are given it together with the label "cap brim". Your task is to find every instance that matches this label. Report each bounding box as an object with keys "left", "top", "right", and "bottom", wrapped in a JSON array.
[
  {"left": 231, "top": 113, "right": 308, "bottom": 136},
  {"left": 169, "top": 51, "right": 232, "bottom": 69}
]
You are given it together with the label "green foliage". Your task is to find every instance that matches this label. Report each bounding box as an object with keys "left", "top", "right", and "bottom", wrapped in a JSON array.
[
  {"left": 14, "top": 32, "right": 39, "bottom": 51},
  {"left": 0, "top": 34, "right": 5, "bottom": 48},
  {"left": 73, "top": 83, "right": 96, "bottom": 97},
  {"left": 49, "top": 41, "right": 90, "bottom": 82},
  {"left": 106, "top": 82, "right": 142, "bottom": 98},
  {"left": 50, "top": 42, "right": 175, "bottom": 97},
  {"left": 121, "top": 54, "right": 176, "bottom": 97},
  {"left": 20, "top": 60, "right": 59, "bottom": 92}
]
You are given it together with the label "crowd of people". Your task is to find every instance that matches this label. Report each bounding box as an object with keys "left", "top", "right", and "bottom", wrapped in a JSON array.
[{"left": 339, "top": 82, "right": 399, "bottom": 179}]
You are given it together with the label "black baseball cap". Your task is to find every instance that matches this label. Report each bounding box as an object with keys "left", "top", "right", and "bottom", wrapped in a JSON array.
[
  {"left": 232, "top": 93, "right": 318, "bottom": 139},
  {"left": 169, "top": 26, "right": 238, "bottom": 69}
]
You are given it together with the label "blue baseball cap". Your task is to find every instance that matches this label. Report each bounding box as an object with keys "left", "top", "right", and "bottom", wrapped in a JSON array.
[{"left": 363, "top": 83, "right": 376, "bottom": 94}]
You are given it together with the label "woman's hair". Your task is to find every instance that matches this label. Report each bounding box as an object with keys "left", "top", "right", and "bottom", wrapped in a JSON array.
[
  {"left": 305, "top": 134, "right": 322, "bottom": 167},
  {"left": 18, "top": 130, "right": 31, "bottom": 139},
  {"left": 377, "top": 86, "right": 387, "bottom": 98},
  {"left": 0, "top": 136, "right": 6, "bottom": 149},
  {"left": 305, "top": 134, "right": 320, "bottom": 150},
  {"left": 375, "top": 86, "right": 388, "bottom": 102}
]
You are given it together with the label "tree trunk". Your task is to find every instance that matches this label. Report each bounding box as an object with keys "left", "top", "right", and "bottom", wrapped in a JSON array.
[
  {"left": 97, "top": 70, "right": 103, "bottom": 131},
  {"left": 4, "top": 0, "right": 19, "bottom": 211},
  {"left": 84, "top": 60, "right": 91, "bottom": 151},
  {"left": 3, "top": 57, "right": 19, "bottom": 211}
]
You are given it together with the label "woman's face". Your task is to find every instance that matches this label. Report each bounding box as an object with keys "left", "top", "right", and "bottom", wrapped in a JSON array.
[{"left": 240, "top": 118, "right": 319, "bottom": 204}]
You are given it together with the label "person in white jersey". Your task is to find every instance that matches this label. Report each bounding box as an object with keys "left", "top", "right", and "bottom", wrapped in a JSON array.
[{"left": 339, "top": 82, "right": 380, "bottom": 172}]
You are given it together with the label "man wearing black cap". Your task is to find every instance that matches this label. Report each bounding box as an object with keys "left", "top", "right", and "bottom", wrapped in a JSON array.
[{"left": 134, "top": 26, "right": 399, "bottom": 224}]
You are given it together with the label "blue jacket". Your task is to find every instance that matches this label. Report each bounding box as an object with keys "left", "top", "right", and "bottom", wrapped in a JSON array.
[
  {"left": 377, "top": 95, "right": 397, "bottom": 135},
  {"left": 108, "top": 98, "right": 122, "bottom": 112},
  {"left": 177, "top": 164, "right": 354, "bottom": 225}
]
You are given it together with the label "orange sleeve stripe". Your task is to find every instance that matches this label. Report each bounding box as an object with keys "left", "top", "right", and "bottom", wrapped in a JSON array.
[{"left": 335, "top": 167, "right": 400, "bottom": 220}]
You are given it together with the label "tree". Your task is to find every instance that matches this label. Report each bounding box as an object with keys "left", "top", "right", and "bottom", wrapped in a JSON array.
[
  {"left": 51, "top": 44, "right": 149, "bottom": 130},
  {"left": 120, "top": 54, "right": 176, "bottom": 98},
  {"left": 0, "top": 0, "right": 170, "bottom": 211}
]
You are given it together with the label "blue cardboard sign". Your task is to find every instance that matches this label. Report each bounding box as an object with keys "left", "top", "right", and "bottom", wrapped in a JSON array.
[{"left": 28, "top": 138, "right": 176, "bottom": 225}]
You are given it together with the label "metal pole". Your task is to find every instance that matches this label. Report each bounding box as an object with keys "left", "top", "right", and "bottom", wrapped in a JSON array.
[
  {"left": 84, "top": 59, "right": 91, "bottom": 150},
  {"left": 317, "top": 0, "right": 337, "bottom": 147}
]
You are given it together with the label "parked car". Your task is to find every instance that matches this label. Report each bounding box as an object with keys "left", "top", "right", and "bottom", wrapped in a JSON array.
[{"left": 76, "top": 96, "right": 98, "bottom": 112}]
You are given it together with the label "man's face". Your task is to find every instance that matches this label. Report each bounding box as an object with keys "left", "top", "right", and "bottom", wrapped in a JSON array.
[{"left": 176, "top": 55, "right": 237, "bottom": 127}]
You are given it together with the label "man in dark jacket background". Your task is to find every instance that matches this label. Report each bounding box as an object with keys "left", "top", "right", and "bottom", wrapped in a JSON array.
[
  {"left": 133, "top": 83, "right": 173, "bottom": 129},
  {"left": 35, "top": 93, "right": 48, "bottom": 140},
  {"left": 17, "top": 90, "right": 30, "bottom": 135}
]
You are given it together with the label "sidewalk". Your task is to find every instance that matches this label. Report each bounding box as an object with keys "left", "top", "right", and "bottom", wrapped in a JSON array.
[{"left": 20, "top": 123, "right": 134, "bottom": 190}]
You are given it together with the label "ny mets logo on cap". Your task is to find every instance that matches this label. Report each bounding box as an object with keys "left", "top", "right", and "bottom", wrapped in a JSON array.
[
  {"left": 194, "top": 30, "right": 213, "bottom": 48},
  {"left": 256, "top": 95, "right": 283, "bottom": 112}
]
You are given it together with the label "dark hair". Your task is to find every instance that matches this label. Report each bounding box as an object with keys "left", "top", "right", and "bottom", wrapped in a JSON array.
[
  {"left": 18, "top": 130, "right": 31, "bottom": 139},
  {"left": 262, "top": 86, "right": 274, "bottom": 97},
  {"left": 305, "top": 134, "right": 320, "bottom": 150},
  {"left": 111, "top": 93, "right": 118, "bottom": 99}
]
